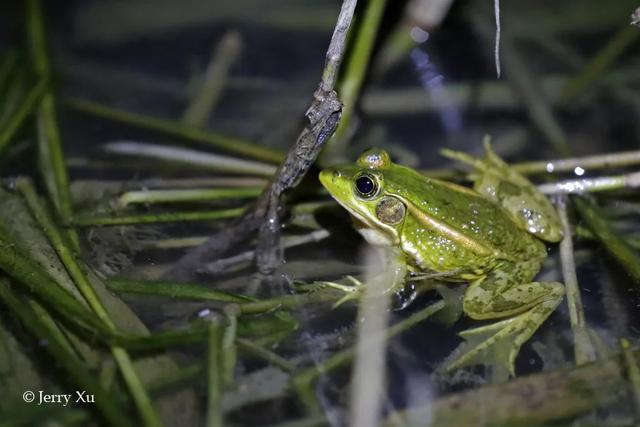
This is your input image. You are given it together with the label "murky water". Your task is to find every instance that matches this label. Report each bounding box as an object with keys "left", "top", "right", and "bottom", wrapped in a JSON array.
[{"left": 2, "top": 0, "right": 640, "bottom": 426}]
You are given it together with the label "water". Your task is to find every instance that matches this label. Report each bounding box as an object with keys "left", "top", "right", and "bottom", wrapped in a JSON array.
[{"left": 2, "top": 0, "right": 640, "bottom": 426}]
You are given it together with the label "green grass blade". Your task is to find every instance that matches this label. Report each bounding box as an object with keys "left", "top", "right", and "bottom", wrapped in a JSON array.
[
  {"left": 65, "top": 97, "right": 284, "bottom": 164},
  {"left": 0, "top": 78, "right": 47, "bottom": 155},
  {"left": 574, "top": 196, "right": 640, "bottom": 283},
  {"left": 0, "top": 281, "right": 133, "bottom": 427},
  {"left": 16, "top": 178, "right": 162, "bottom": 427}
]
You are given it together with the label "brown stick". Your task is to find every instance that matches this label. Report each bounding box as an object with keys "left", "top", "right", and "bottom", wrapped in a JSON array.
[
  {"left": 164, "top": 0, "right": 357, "bottom": 281},
  {"left": 387, "top": 352, "right": 634, "bottom": 427}
]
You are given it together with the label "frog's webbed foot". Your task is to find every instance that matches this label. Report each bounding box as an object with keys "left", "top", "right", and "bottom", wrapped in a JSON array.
[
  {"left": 447, "top": 280, "right": 565, "bottom": 376},
  {"left": 446, "top": 316, "right": 522, "bottom": 376}
]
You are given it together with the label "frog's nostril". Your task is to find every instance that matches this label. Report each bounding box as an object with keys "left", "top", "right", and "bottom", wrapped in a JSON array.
[{"left": 319, "top": 169, "right": 337, "bottom": 185}]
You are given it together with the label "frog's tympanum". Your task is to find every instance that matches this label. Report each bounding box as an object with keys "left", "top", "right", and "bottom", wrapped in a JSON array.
[{"left": 319, "top": 142, "right": 565, "bottom": 375}]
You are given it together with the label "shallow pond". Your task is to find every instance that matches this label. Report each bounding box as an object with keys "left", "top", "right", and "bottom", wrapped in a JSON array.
[{"left": 1, "top": 1, "right": 640, "bottom": 426}]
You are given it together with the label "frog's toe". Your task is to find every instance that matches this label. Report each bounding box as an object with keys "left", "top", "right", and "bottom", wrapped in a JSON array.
[
  {"left": 316, "top": 276, "right": 364, "bottom": 308},
  {"left": 457, "top": 317, "right": 517, "bottom": 340},
  {"left": 345, "top": 275, "right": 364, "bottom": 287},
  {"left": 332, "top": 289, "right": 362, "bottom": 308},
  {"left": 445, "top": 336, "right": 518, "bottom": 377},
  {"left": 445, "top": 318, "right": 525, "bottom": 376}
]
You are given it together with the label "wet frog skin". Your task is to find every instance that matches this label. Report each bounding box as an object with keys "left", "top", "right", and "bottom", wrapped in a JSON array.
[{"left": 319, "top": 143, "right": 565, "bottom": 375}]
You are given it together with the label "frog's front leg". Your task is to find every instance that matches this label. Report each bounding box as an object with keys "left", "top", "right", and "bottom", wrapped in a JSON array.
[
  {"left": 328, "top": 247, "right": 408, "bottom": 307},
  {"left": 446, "top": 260, "right": 565, "bottom": 376}
]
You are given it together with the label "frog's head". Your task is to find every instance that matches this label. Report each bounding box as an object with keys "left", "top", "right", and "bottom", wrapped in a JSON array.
[{"left": 319, "top": 148, "right": 407, "bottom": 245}]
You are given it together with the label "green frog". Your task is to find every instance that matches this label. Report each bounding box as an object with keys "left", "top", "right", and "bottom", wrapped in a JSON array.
[{"left": 318, "top": 141, "right": 565, "bottom": 375}]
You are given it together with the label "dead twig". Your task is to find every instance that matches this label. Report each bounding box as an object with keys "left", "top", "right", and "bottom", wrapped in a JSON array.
[
  {"left": 386, "top": 349, "right": 638, "bottom": 427},
  {"left": 164, "top": 0, "right": 357, "bottom": 281}
]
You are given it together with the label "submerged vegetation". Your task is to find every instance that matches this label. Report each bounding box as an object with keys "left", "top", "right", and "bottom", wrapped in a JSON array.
[{"left": 1, "top": 0, "right": 640, "bottom": 426}]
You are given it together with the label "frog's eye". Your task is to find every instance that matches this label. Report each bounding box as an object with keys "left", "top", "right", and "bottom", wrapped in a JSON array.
[{"left": 354, "top": 174, "right": 378, "bottom": 198}]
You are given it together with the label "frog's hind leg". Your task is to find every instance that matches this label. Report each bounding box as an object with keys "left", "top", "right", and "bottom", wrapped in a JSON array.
[{"left": 447, "top": 271, "right": 565, "bottom": 376}]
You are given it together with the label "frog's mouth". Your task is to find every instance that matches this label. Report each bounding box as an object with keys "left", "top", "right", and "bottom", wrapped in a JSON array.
[{"left": 327, "top": 194, "right": 371, "bottom": 226}]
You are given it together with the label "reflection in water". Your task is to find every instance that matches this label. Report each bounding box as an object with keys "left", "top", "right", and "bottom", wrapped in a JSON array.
[{"left": 410, "top": 47, "right": 462, "bottom": 135}]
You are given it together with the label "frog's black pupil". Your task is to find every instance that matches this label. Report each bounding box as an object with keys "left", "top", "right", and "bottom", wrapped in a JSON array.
[{"left": 356, "top": 176, "right": 375, "bottom": 195}]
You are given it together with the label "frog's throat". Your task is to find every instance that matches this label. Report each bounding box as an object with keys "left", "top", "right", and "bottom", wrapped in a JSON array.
[{"left": 354, "top": 220, "right": 395, "bottom": 246}]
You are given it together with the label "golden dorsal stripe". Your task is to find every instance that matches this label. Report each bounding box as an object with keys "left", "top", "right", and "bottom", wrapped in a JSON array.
[{"left": 400, "top": 197, "right": 497, "bottom": 257}]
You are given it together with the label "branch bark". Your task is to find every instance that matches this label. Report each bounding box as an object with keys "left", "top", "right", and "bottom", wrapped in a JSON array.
[
  {"left": 386, "top": 350, "right": 637, "bottom": 427},
  {"left": 164, "top": 0, "right": 357, "bottom": 281}
]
